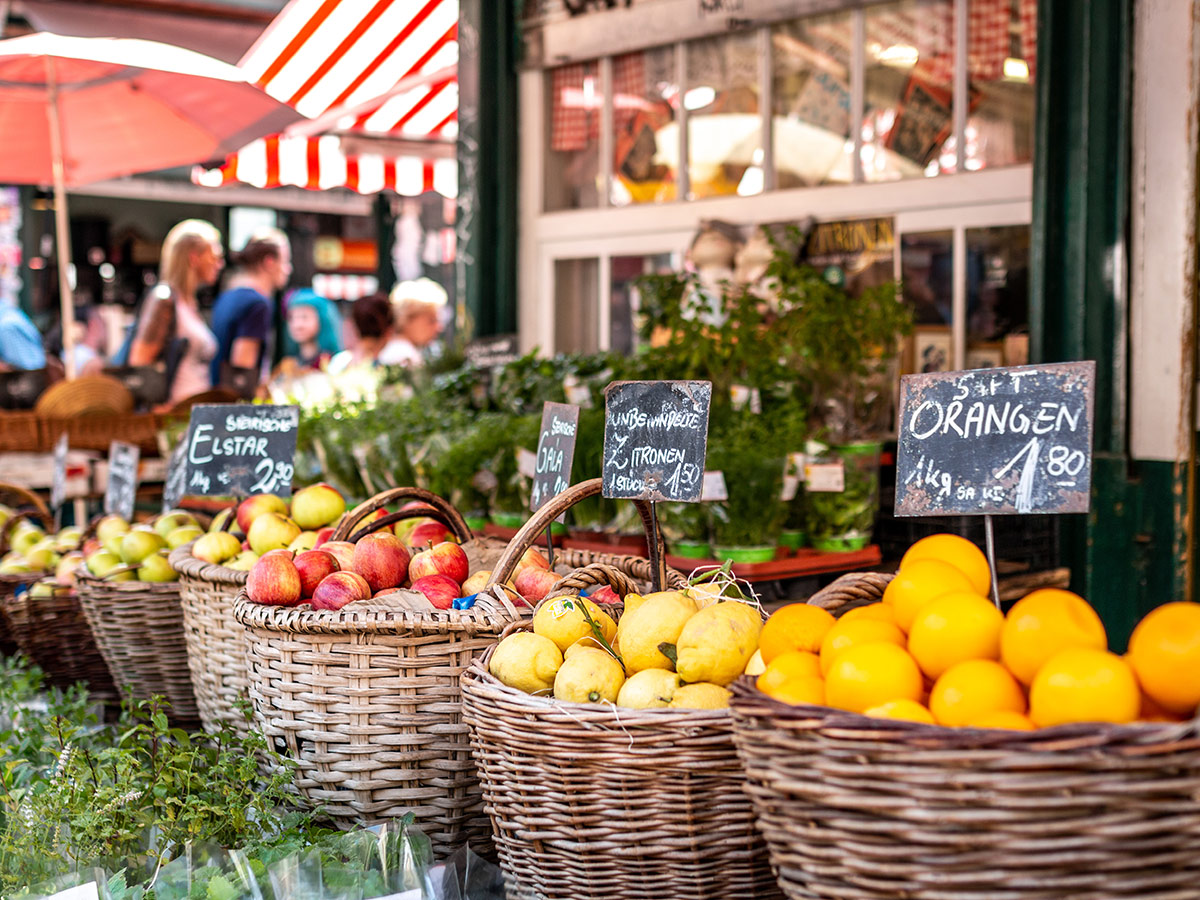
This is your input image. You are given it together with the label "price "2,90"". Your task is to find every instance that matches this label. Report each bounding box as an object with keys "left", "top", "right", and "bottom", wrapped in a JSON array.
[{"left": 251, "top": 459, "right": 295, "bottom": 495}]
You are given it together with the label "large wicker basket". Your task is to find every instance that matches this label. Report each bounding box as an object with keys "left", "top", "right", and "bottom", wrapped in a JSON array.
[
  {"left": 0, "top": 490, "right": 55, "bottom": 658},
  {"left": 460, "top": 483, "right": 781, "bottom": 900},
  {"left": 730, "top": 571, "right": 1200, "bottom": 900},
  {"left": 232, "top": 487, "right": 526, "bottom": 856},
  {"left": 75, "top": 567, "right": 199, "bottom": 723}
]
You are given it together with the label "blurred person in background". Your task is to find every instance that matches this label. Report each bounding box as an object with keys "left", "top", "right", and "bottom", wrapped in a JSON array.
[
  {"left": 210, "top": 228, "right": 290, "bottom": 395},
  {"left": 378, "top": 278, "right": 447, "bottom": 368},
  {"left": 127, "top": 218, "right": 223, "bottom": 404},
  {"left": 279, "top": 288, "right": 342, "bottom": 372},
  {"left": 0, "top": 299, "right": 46, "bottom": 371},
  {"left": 47, "top": 305, "right": 106, "bottom": 376},
  {"left": 327, "top": 292, "right": 393, "bottom": 373}
]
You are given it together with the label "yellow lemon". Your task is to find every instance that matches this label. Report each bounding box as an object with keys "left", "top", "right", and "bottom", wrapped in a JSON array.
[
  {"left": 553, "top": 648, "right": 625, "bottom": 704},
  {"left": 669, "top": 682, "right": 731, "bottom": 709},
  {"left": 883, "top": 558, "right": 979, "bottom": 632},
  {"left": 929, "top": 659, "right": 1026, "bottom": 727},
  {"left": 900, "top": 533, "right": 992, "bottom": 597},
  {"left": 759, "top": 674, "right": 825, "bottom": 706},
  {"left": 758, "top": 603, "right": 836, "bottom": 663},
  {"left": 839, "top": 604, "right": 899, "bottom": 627},
  {"left": 489, "top": 632, "right": 563, "bottom": 695},
  {"left": 819, "top": 618, "right": 906, "bottom": 676},
  {"left": 971, "top": 710, "right": 1036, "bottom": 731},
  {"left": 623, "top": 592, "right": 647, "bottom": 616},
  {"left": 863, "top": 699, "right": 936, "bottom": 724},
  {"left": 533, "top": 596, "right": 617, "bottom": 653},
  {"left": 1028, "top": 648, "right": 1139, "bottom": 728},
  {"left": 616, "top": 668, "right": 683, "bottom": 709},
  {"left": 616, "top": 591, "right": 698, "bottom": 673},
  {"left": 825, "top": 642, "right": 923, "bottom": 714},
  {"left": 1000, "top": 589, "right": 1106, "bottom": 686},
  {"left": 744, "top": 649, "right": 766, "bottom": 676},
  {"left": 564, "top": 635, "right": 609, "bottom": 659},
  {"left": 907, "top": 591, "right": 1004, "bottom": 680},
  {"left": 1127, "top": 602, "right": 1200, "bottom": 715},
  {"left": 756, "top": 650, "right": 821, "bottom": 697},
  {"left": 674, "top": 601, "right": 763, "bottom": 686},
  {"left": 686, "top": 581, "right": 730, "bottom": 610}
]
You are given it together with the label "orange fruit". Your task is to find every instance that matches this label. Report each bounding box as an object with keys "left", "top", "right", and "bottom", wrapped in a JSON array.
[
  {"left": 971, "top": 710, "right": 1036, "bottom": 731},
  {"left": 758, "top": 604, "right": 836, "bottom": 664},
  {"left": 819, "top": 618, "right": 907, "bottom": 676},
  {"left": 863, "top": 699, "right": 936, "bottom": 724},
  {"left": 760, "top": 674, "right": 825, "bottom": 707},
  {"left": 839, "top": 603, "right": 899, "bottom": 627},
  {"left": 1138, "top": 691, "right": 1187, "bottom": 723},
  {"left": 1000, "top": 589, "right": 1107, "bottom": 686},
  {"left": 907, "top": 590, "right": 1004, "bottom": 680},
  {"left": 882, "top": 558, "right": 978, "bottom": 632},
  {"left": 1028, "top": 648, "right": 1140, "bottom": 728},
  {"left": 756, "top": 651, "right": 821, "bottom": 695},
  {"left": 1126, "top": 602, "right": 1200, "bottom": 715},
  {"left": 900, "top": 534, "right": 991, "bottom": 597},
  {"left": 825, "top": 642, "right": 923, "bottom": 714},
  {"left": 929, "top": 659, "right": 1026, "bottom": 727}
]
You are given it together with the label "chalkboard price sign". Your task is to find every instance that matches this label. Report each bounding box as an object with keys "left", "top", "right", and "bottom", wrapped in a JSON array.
[
  {"left": 895, "top": 362, "right": 1095, "bottom": 516},
  {"left": 531, "top": 402, "right": 580, "bottom": 518},
  {"left": 182, "top": 404, "right": 300, "bottom": 498},
  {"left": 162, "top": 440, "right": 188, "bottom": 513},
  {"left": 104, "top": 441, "right": 140, "bottom": 520},
  {"left": 602, "top": 380, "right": 712, "bottom": 502},
  {"left": 50, "top": 432, "right": 68, "bottom": 511}
]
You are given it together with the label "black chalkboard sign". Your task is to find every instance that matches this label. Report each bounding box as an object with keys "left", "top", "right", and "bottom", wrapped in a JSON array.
[
  {"left": 182, "top": 404, "right": 300, "bottom": 498},
  {"left": 50, "top": 432, "right": 68, "bottom": 511},
  {"left": 465, "top": 334, "right": 519, "bottom": 368},
  {"left": 895, "top": 362, "right": 1095, "bottom": 516},
  {"left": 162, "top": 440, "right": 188, "bottom": 513},
  {"left": 104, "top": 441, "right": 140, "bottom": 520},
  {"left": 602, "top": 380, "right": 712, "bottom": 502},
  {"left": 531, "top": 402, "right": 580, "bottom": 519}
]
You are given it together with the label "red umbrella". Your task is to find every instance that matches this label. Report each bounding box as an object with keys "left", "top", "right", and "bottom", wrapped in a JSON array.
[{"left": 0, "top": 32, "right": 303, "bottom": 376}]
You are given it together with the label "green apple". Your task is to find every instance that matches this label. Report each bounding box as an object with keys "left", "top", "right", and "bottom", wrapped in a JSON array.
[
  {"left": 237, "top": 493, "right": 288, "bottom": 534},
  {"left": 166, "top": 525, "right": 204, "bottom": 550},
  {"left": 0, "top": 553, "right": 31, "bottom": 575},
  {"left": 225, "top": 550, "right": 259, "bottom": 571},
  {"left": 137, "top": 551, "right": 178, "bottom": 582},
  {"left": 290, "top": 483, "right": 346, "bottom": 530},
  {"left": 95, "top": 515, "right": 130, "bottom": 547},
  {"left": 54, "top": 527, "right": 82, "bottom": 552},
  {"left": 155, "top": 510, "right": 199, "bottom": 539},
  {"left": 208, "top": 507, "right": 244, "bottom": 538},
  {"left": 0, "top": 503, "right": 12, "bottom": 530},
  {"left": 86, "top": 550, "right": 134, "bottom": 581},
  {"left": 10, "top": 525, "right": 44, "bottom": 556},
  {"left": 119, "top": 527, "right": 167, "bottom": 565},
  {"left": 288, "top": 531, "right": 318, "bottom": 553},
  {"left": 29, "top": 580, "right": 62, "bottom": 599},
  {"left": 193, "top": 531, "right": 242, "bottom": 565},
  {"left": 247, "top": 513, "right": 301, "bottom": 556},
  {"left": 24, "top": 546, "right": 60, "bottom": 570}
]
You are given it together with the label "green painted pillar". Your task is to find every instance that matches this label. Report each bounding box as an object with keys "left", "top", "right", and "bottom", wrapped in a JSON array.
[
  {"left": 456, "top": 0, "right": 518, "bottom": 340},
  {"left": 374, "top": 194, "right": 396, "bottom": 296}
]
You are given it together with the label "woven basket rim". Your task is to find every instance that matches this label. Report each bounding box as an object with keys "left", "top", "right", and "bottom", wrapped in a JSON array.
[
  {"left": 0, "top": 569, "right": 51, "bottom": 584},
  {"left": 75, "top": 566, "right": 183, "bottom": 594},
  {"left": 168, "top": 543, "right": 248, "bottom": 586},
  {"left": 728, "top": 679, "right": 1200, "bottom": 751}
]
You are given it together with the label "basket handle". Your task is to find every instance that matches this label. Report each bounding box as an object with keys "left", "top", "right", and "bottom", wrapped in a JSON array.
[
  {"left": 0, "top": 509, "right": 50, "bottom": 556},
  {"left": 331, "top": 487, "right": 473, "bottom": 544},
  {"left": 544, "top": 562, "right": 639, "bottom": 602},
  {"left": 486, "top": 478, "right": 668, "bottom": 592},
  {"left": 0, "top": 481, "right": 52, "bottom": 523}
]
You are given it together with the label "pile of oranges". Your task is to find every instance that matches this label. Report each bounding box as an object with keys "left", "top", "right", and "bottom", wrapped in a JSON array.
[{"left": 753, "top": 534, "right": 1200, "bottom": 729}]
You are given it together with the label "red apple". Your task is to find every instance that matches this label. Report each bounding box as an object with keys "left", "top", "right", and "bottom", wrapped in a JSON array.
[
  {"left": 411, "top": 573, "right": 460, "bottom": 610},
  {"left": 246, "top": 554, "right": 301, "bottom": 606},
  {"left": 590, "top": 585, "right": 620, "bottom": 605},
  {"left": 260, "top": 548, "right": 294, "bottom": 560},
  {"left": 237, "top": 493, "right": 288, "bottom": 534},
  {"left": 82, "top": 537, "right": 102, "bottom": 558},
  {"left": 311, "top": 571, "right": 371, "bottom": 610},
  {"left": 352, "top": 532, "right": 411, "bottom": 593},
  {"left": 514, "top": 566, "right": 560, "bottom": 605},
  {"left": 401, "top": 500, "right": 435, "bottom": 512},
  {"left": 461, "top": 570, "right": 492, "bottom": 596},
  {"left": 321, "top": 540, "right": 356, "bottom": 571},
  {"left": 513, "top": 547, "right": 551, "bottom": 578},
  {"left": 294, "top": 549, "right": 340, "bottom": 599},
  {"left": 314, "top": 526, "right": 335, "bottom": 547},
  {"left": 407, "top": 520, "right": 452, "bottom": 550},
  {"left": 409, "top": 541, "right": 469, "bottom": 584}
]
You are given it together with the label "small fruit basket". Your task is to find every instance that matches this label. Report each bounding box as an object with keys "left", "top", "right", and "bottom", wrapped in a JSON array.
[
  {"left": 459, "top": 482, "right": 781, "bottom": 900},
  {"left": 730, "top": 539, "right": 1200, "bottom": 900},
  {"left": 0, "top": 483, "right": 56, "bottom": 655}
]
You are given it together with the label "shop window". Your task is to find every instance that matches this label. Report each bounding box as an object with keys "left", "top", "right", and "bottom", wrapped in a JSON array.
[
  {"left": 863, "top": 0, "right": 956, "bottom": 181},
  {"left": 545, "top": 62, "right": 602, "bottom": 211},
  {"left": 686, "top": 31, "right": 762, "bottom": 199},
  {"left": 966, "top": 0, "right": 1037, "bottom": 169},
  {"left": 966, "top": 224, "right": 1029, "bottom": 367},
  {"left": 610, "top": 252, "right": 681, "bottom": 353},
  {"left": 610, "top": 47, "right": 679, "bottom": 207},
  {"left": 771, "top": 12, "right": 855, "bottom": 188},
  {"left": 901, "top": 230, "right": 954, "bottom": 372},
  {"left": 554, "top": 258, "right": 600, "bottom": 352}
]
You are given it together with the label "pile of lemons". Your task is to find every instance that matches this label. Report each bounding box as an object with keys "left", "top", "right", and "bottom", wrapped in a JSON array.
[
  {"left": 488, "top": 585, "right": 761, "bottom": 709},
  {"left": 753, "top": 533, "right": 1200, "bottom": 728}
]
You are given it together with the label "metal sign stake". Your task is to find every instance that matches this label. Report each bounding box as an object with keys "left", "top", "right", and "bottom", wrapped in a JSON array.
[
  {"left": 544, "top": 527, "right": 555, "bottom": 570},
  {"left": 984, "top": 514, "right": 1000, "bottom": 609},
  {"left": 648, "top": 500, "right": 663, "bottom": 593}
]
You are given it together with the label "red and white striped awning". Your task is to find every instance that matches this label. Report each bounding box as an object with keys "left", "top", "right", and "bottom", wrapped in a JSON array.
[{"left": 194, "top": 0, "right": 458, "bottom": 196}]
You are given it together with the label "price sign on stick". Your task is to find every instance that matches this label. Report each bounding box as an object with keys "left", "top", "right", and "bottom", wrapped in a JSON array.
[
  {"left": 531, "top": 402, "right": 580, "bottom": 520},
  {"left": 162, "top": 439, "right": 188, "bottom": 513},
  {"left": 182, "top": 404, "right": 300, "bottom": 498},
  {"left": 602, "top": 380, "right": 712, "bottom": 502},
  {"left": 104, "top": 441, "right": 140, "bottom": 520},
  {"left": 50, "top": 431, "right": 68, "bottom": 511}
]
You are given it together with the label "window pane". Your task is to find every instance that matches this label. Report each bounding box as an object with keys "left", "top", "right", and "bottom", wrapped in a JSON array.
[
  {"left": 966, "top": 0, "right": 1036, "bottom": 169},
  {"left": 554, "top": 258, "right": 599, "bottom": 352},
  {"left": 611, "top": 48, "right": 679, "bottom": 206},
  {"left": 610, "top": 253, "right": 682, "bottom": 353},
  {"left": 901, "top": 230, "right": 953, "bottom": 373},
  {"left": 863, "top": 0, "right": 956, "bottom": 181},
  {"left": 545, "top": 62, "right": 602, "bottom": 211},
  {"left": 772, "top": 12, "right": 854, "bottom": 188},
  {"left": 966, "top": 225, "right": 1029, "bottom": 368},
  {"left": 686, "top": 31, "right": 761, "bottom": 199}
]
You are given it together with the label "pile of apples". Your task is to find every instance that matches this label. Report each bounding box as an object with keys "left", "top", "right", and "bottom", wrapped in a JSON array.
[
  {"left": 0, "top": 504, "right": 84, "bottom": 584},
  {"left": 81, "top": 509, "right": 205, "bottom": 582}
]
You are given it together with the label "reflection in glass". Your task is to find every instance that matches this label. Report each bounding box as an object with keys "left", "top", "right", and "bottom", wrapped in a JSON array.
[
  {"left": 686, "top": 31, "right": 762, "bottom": 199},
  {"left": 966, "top": 225, "right": 1029, "bottom": 367},
  {"left": 863, "top": 0, "right": 955, "bottom": 181},
  {"left": 901, "top": 230, "right": 953, "bottom": 373},
  {"left": 611, "top": 48, "right": 678, "bottom": 206},
  {"left": 610, "top": 253, "right": 681, "bottom": 353},
  {"left": 554, "top": 258, "right": 599, "bottom": 353},
  {"left": 966, "top": 0, "right": 1037, "bottom": 169},
  {"left": 771, "top": 12, "right": 854, "bottom": 188},
  {"left": 545, "top": 62, "right": 602, "bottom": 211}
]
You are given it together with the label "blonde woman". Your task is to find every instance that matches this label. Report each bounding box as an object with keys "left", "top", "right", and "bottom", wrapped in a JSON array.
[
  {"left": 128, "top": 219, "right": 223, "bottom": 404},
  {"left": 378, "top": 278, "right": 447, "bottom": 367}
]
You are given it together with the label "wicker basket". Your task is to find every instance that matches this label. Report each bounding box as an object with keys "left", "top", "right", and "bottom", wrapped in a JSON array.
[
  {"left": 75, "top": 567, "right": 199, "bottom": 723},
  {"left": 0, "top": 497, "right": 55, "bottom": 657},
  {"left": 460, "top": 482, "right": 779, "bottom": 900},
  {"left": 729, "top": 571, "right": 1200, "bottom": 900},
  {"left": 0, "top": 411, "right": 48, "bottom": 452},
  {"left": 232, "top": 487, "right": 526, "bottom": 855}
]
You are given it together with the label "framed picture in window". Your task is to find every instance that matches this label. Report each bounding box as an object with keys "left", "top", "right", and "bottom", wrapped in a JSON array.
[
  {"left": 965, "top": 342, "right": 1005, "bottom": 370},
  {"left": 911, "top": 325, "right": 953, "bottom": 374}
]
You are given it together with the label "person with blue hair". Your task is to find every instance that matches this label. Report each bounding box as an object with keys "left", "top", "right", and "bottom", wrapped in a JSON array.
[{"left": 282, "top": 288, "right": 342, "bottom": 370}]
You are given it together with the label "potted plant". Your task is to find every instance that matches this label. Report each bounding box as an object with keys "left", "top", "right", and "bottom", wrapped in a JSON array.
[
  {"left": 705, "top": 407, "right": 788, "bottom": 563},
  {"left": 660, "top": 501, "right": 711, "bottom": 558}
]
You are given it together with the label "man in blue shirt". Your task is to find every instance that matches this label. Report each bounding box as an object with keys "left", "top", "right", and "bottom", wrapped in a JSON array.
[
  {"left": 0, "top": 301, "right": 46, "bottom": 371},
  {"left": 210, "top": 229, "right": 290, "bottom": 392}
]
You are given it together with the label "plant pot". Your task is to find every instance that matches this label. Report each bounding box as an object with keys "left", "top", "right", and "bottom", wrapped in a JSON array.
[
  {"left": 712, "top": 545, "right": 777, "bottom": 564},
  {"left": 778, "top": 529, "right": 807, "bottom": 551},
  {"left": 490, "top": 512, "right": 526, "bottom": 530},
  {"left": 671, "top": 540, "right": 712, "bottom": 559},
  {"left": 549, "top": 521, "right": 568, "bottom": 537},
  {"left": 465, "top": 514, "right": 488, "bottom": 532},
  {"left": 811, "top": 534, "right": 870, "bottom": 552},
  {"left": 806, "top": 441, "right": 881, "bottom": 552}
]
